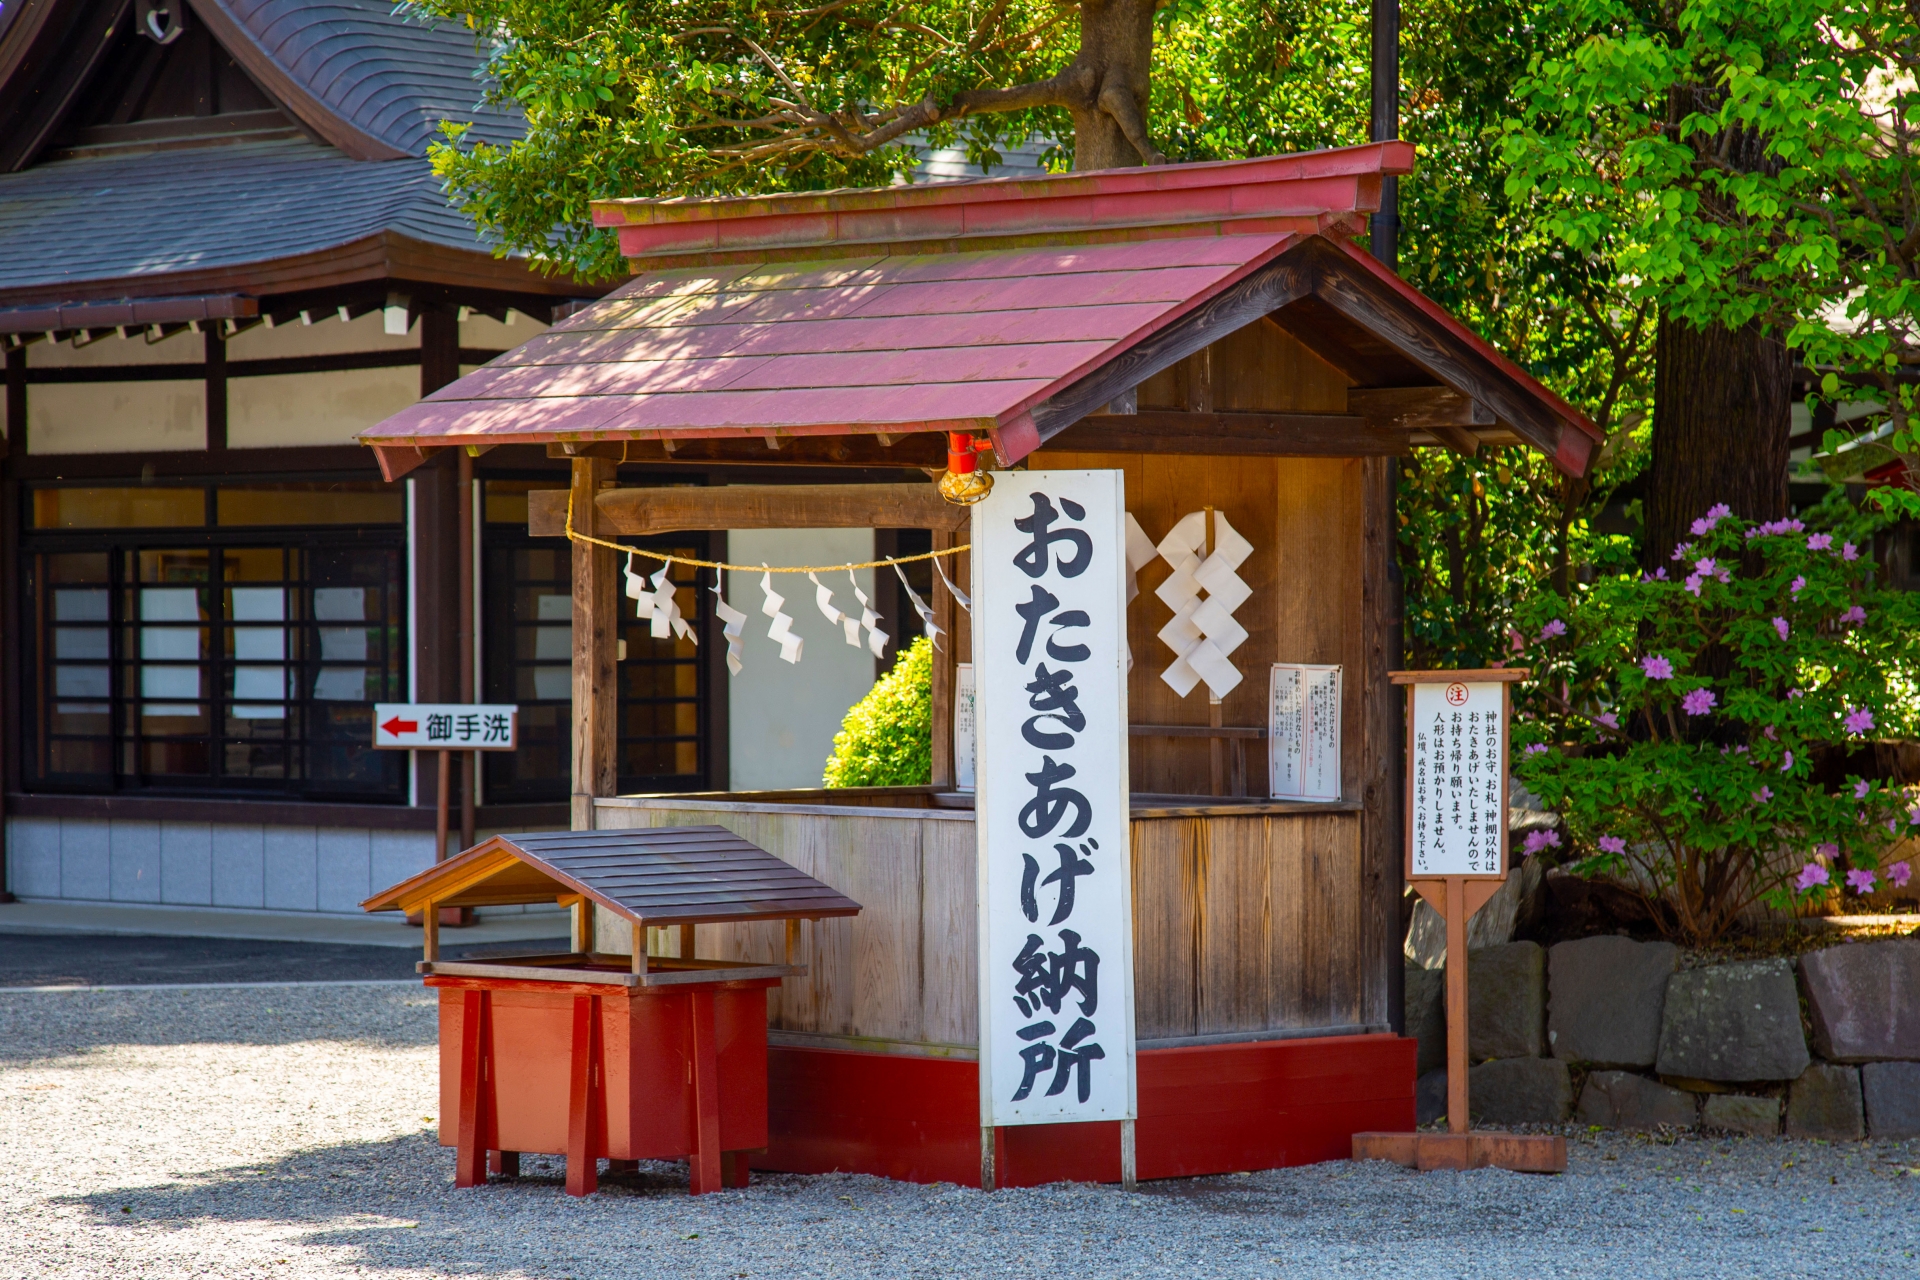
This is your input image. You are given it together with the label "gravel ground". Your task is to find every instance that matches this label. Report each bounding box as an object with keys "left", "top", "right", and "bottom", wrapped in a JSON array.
[
  {"left": 0, "top": 932, "right": 569, "bottom": 988},
  {"left": 2, "top": 985, "right": 1916, "bottom": 1279}
]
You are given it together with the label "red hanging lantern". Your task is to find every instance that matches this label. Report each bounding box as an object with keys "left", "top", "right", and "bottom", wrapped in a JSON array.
[{"left": 937, "top": 432, "right": 994, "bottom": 505}]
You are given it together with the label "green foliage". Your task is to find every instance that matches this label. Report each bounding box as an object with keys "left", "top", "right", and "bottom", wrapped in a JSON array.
[
  {"left": 1510, "top": 496, "right": 1920, "bottom": 942},
  {"left": 1501, "top": 0, "right": 1920, "bottom": 458},
  {"left": 823, "top": 636, "right": 933, "bottom": 788}
]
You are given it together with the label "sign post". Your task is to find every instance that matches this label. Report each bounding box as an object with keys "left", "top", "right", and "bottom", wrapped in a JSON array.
[
  {"left": 971, "top": 470, "right": 1136, "bottom": 1191},
  {"left": 372, "top": 703, "right": 519, "bottom": 866},
  {"left": 1353, "top": 669, "right": 1565, "bottom": 1173}
]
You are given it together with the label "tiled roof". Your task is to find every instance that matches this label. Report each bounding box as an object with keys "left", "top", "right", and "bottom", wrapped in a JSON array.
[
  {"left": 0, "top": 138, "right": 489, "bottom": 295},
  {"left": 215, "top": 0, "right": 521, "bottom": 153}
]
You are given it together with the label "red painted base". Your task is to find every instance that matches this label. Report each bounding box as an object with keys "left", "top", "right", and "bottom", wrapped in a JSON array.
[{"left": 762, "top": 1033, "right": 1415, "bottom": 1187}]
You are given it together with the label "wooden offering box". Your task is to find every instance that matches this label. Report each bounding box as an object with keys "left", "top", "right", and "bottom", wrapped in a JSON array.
[{"left": 362, "top": 827, "right": 862, "bottom": 1194}]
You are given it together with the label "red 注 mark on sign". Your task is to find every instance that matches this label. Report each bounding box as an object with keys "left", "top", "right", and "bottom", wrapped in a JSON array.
[
  {"left": 1444, "top": 684, "right": 1469, "bottom": 707},
  {"left": 381, "top": 716, "right": 418, "bottom": 736}
]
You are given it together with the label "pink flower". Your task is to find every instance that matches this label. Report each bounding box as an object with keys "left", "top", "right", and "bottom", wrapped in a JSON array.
[
  {"left": 1707, "top": 503, "right": 1732, "bottom": 520},
  {"left": 1843, "top": 542, "right": 1859, "bottom": 561},
  {"left": 1889, "top": 861, "right": 1913, "bottom": 888},
  {"left": 1763, "top": 726, "right": 1777, "bottom": 740},
  {"left": 1655, "top": 567, "right": 1669, "bottom": 580},
  {"left": 1781, "top": 750, "right": 1795, "bottom": 773},
  {"left": 1539, "top": 619, "right": 1567, "bottom": 640},
  {"left": 1523, "top": 743, "right": 1549, "bottom": 756},
  {"left": 1841, "top": 605, "right": 1867, "bottom": 625},
  {"left": 1817, "top": 842, "right": 1840, "bottom": 859},
  {"left": 1672, "top": 542, "right": 1693, "bottom": 562},
  {"left": 1791, "top": 575, "right": 1807, "bottom": 596},
  {"left": 1773, "top": 617, "right": 1790, "bottom": 640},
  {"left": 1847, "top": 868, "right": 1877, "bottom": 894},
  {"left": 1789, "top": 689, "right": 1804, "bottom": 699},
  {"left": 1685, "top": 575, "right": 1704, "bottom": 596},
  {"left": 1691, "top": 518, "right": 1712, "bottom": 536},
  {"left": 1796, "top": 862, "right": 1831, "bottom": 890},
  {"left": 1808, "top": 533, "right": 1833, "bottom": 551},
  {"left": 1854, "top": 780, "right": 1871, "bottom": 799},
  {"left": 1596, "top": 711, "right": 1619, "bottom": 730},
  {"left": 1695, "top": 557, "right": 1717, "bottom": 575},
  {"left": 1908, "top": 808, "right": 1920, "bottom": 826},
  {"left": 1682, "top": 688, "right": 1717, "bottom": 715},
  {"left": 1508, "top": 628, "right": 1526, "bottom": 653},
  {"left": 1641, "top": 654, "right": 1674, "bottom": 680},
  {"left": 1753, "top": 786, "right": 1773, "bottom": 803},
  {"left": 1522, "top": 830, "right": 1562, "bottom": 857},
  {"left": 1597, "top": 836, "right": 1627, "bottom": 855},
  {"left": 1844, "top": 707, "right": 1876, "bottom": 736}
]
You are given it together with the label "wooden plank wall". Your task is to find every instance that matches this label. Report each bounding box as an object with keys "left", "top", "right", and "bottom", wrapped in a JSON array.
[{"left": 597, "top": 799, "right": 1376, "bottom": 1052}]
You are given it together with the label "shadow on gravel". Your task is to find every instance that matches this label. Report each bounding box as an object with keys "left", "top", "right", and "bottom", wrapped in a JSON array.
[
  {"left": 0, "top": 985, "right": 441, "bottom": 1064},
  {"left": 58, "top": 1131, "right": 756, "bottom": 1275}
]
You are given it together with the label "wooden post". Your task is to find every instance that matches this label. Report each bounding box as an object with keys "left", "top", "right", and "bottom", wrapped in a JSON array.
[
  {"left": 1445, "top": 874, "right": 1468, "bottom": 1133},
  {"left": 458, "top": 449, "right": 476, "bottom": 852},
  {"left": 454, "top": 988, "right": 491, "bottom": 1188},
  {"left": 422, "top": 899, "right": 440, "bottom": 962},
  {"left": 677, "top": 922, "right": 695, "bottom": 961},
  {"left": 566, "top": 993, "right": 603, "bottom": 1196},
  {"left": 688, "top": 990, "right": 722, "bottom": 1194},
  {"left": 979, "top": 1125, "right": 995, "bottom": 1192},
  {"left": 784, "top": 918, "right": 800, "bottom": 966},
  {"left": 203, "top": 329, "right": 227, "bottom": 452},
  {"left": 631, "top": 920, "right": 647, "bottom": 976},
  {"left": 1120, "top": 1118, "right": 1137, "bottom": 1191},
  {"left": 930, "top": 528, "right": 957, "bottom": 788},
  {"left": 435, "top": 748, "right": 450, "bottom": 862},
  {"left": 570, "top": 456, "right": 619, "bottom": 830}
]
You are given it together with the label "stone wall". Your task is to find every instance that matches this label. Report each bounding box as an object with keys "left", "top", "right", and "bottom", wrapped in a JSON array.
[{"left": 1404, "top": 935, "right": 1920, "bottom": 1140}]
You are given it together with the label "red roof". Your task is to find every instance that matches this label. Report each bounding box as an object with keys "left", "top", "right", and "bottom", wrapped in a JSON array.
[{"left": 360, "top": 143, "right": 1599, "bottom": 480}]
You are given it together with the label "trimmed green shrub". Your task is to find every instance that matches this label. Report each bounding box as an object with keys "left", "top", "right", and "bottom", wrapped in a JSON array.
[{"left": 823, "top": 635, "right": 932, "bottom": 787}]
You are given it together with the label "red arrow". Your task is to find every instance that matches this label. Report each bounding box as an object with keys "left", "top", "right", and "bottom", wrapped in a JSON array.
[{"left": 381, "top": 716, "right": 418, "bottom": 737}]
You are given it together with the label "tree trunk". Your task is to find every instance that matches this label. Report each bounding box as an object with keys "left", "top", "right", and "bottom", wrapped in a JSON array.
[
  {"left": 1643, "top": 314, "right": 1792, "bottom": 569},
  {"left": 1065, "top": 0, "right": 1161, "bottom": 170}
]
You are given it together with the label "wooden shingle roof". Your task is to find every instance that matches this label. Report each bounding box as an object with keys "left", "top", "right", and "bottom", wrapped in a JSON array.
[{"left": 362, "top": 826, "right": 864, "bottom": 927}]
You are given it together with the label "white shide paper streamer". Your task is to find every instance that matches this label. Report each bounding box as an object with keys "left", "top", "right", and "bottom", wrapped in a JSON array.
[
  {"left": 712, "top": 573, "right": 747, "bottom": 675},
  {"left": 759, "top": 568, "right": 804, "bottom": 664},
  {"left": 1154, "top": 510, "right": 1253, "bottom": 699}
]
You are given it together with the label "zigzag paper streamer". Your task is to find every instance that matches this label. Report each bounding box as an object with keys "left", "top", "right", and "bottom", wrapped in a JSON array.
[
  {"left": 933, "top": 555, "right": 971, "bottom": 613},
  {"left": 711, "top": 574, "right": 746, "bottom": 675},
  {"left": 809, "top": 572, "right": 863, "bottom": 647},
  {"left": 624, "top": 553, "right": 658, "bottom": 622},
  {"left": 1154, "top": 510, "right": 1253, "bottom": 699},
  {"left": 648, "top": 566, "right": 696, "bottom": 644},
  {"left": 893, "top": 561, "right": 943, "bottom": 649},
  {"left": 1124, "top": 512, "right": 1156, "bottom": 605},
  {"left": 848, "top": 569, "right": 889, "bottom": 659},
  {"left": 760, "top": 569, "right": 804, "bottom": 664}
]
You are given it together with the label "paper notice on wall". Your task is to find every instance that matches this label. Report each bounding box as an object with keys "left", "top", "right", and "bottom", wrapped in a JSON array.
[
  {"left": 1268, "top": 664, "right": 1341, "bottom": 802},
  {"left": 954, "top": 662, "right": 977, "bottom": 791}
]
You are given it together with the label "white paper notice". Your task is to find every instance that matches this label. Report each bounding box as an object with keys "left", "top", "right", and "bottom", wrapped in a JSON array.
[
  {"left": 1269, "top": 664, "right": 1341, "bottom": 801},
  {"left": 954, "top": 663, "right": 977, "bottom": 792},
  {"left": 973, "top": 469, "right": 1136, "bottom": 1128},
  {"left": 1409, "top": 681, "right": 1507, "bottom": 876}
]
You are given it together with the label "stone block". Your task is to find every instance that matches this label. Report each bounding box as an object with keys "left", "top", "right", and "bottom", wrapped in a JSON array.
[
  {"left": 60, "top": 819, "right": 110, "bottom": 901},
  {"left": 1470, "top": 1056, "right": 1572, "bottom": 1125},
  {"left": 1656, "top": 959, "right": 1810, "bottom": 1082},
  {"left": 1861, "top": 1061, "right": 1920, "bottom": 1140},
  {"left": 108, "top": 819, "right": 161, "bottom": 903},
  {"left": 210, "top": 824, "right": 265, "bottom": 908},
  {"left": 6, "top": 817, "right": 62, "bottom": 898},
  {"left": 1701, "top": 1094, "right": 1780, "bottom": 1137},
  {"left": 316, "top": 828, "right": 372, "bottom": 914},
  {"left": 1799, "top": 940, "right": 1920, "bottom": 1063},
  {"left": 1467, "top": 942, "right": 1545, "bottom": 1062},
  {"left": 1575, "top": 1070, "right": 1697, "bottom": 1130},
  {"left": 159, "top": 822, "right": 212, "bottom": 906},
  {"left": 1404, "top": 965, "right": 1446, "bottom": 1077},
  {"left": 370, "top": 831, "right": 434, "bottom": 898},
  {"left": 262, "top": 826, "right": 317, "bottom": 911},
  {"left": 1786, "top": 1063, "right": 1865, "bottom": 1141},
  {"left": 1416, "top": 1069, "right": 1448, "bottom": 1126},
  {"left": 1548, "top": 935, "right": 1678, "bottom": 1068}
]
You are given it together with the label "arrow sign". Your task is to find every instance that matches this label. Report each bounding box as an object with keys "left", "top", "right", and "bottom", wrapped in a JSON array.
[{"left": 371, "top": 703, "right": 519, "bottom": 750}]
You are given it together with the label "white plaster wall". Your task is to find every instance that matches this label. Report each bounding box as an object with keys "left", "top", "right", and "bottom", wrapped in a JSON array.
[
  {"left": 460, "top": 312, "right": 548, "bottom": 349},
  {"left": 225, "top": 310, "right": 418, "bottom": 360},
  {"left": 5, "top": 816, "right": 440, "bottom": 916},
  {"left": 725, "top": 528, "right": 879, "bottom": 790},
  {"left": 29, "top": 326, "right": 200, "bottom": 368},
  {"left": 28, "top": 380, "right": 205, "bottom": 454},
  {"left": 226, "top": 365, "right": 422, "bottom": 448}
]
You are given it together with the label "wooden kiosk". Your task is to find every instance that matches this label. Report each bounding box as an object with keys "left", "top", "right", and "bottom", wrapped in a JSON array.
[{"left": 362, "top": 142, "right": 1599, "bottom": 1187}]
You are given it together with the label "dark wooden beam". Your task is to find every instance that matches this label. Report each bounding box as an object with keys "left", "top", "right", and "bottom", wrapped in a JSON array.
[
  {"left": 1345, "top": 385, "right": 1493, "bottom": 430},
  {"left": 2, "top": 345, "right": 24, "bottom": 458},
  {"left": 1046, "top": 410, "right": 1412, "bottom": 457},
  {"left": 570, "top": 457, "right": 620, "bottom": 827},
  {"left": 204, "top": 330, "right": 227, "bottom": 452},
  {"left": 1027, "top": 257, "right": 1312, "bottom": 446},
  {"left": 530, "top": 482, "right": 968, "bottom": 537},
  {"left": 544, "top": 433, "right": 946, "bottom": 469},
  {"left": 21, "top": 348, "right": 509, "bottom": 384}
]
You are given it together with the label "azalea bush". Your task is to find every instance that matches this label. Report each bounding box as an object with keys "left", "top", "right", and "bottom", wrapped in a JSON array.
[
  {"left": 823, "top": 636, "right": 933, "bottom": 788},
  {"left": 1511, "top": 498, "right": 1920, "bottom": 943}
]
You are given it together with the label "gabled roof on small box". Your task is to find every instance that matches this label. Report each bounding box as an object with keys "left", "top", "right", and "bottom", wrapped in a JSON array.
[
  {"left": 359, "top": 143, "right": 1601, "bottom": 481},
  {"left": 362, "top": 826, "right": 863, "bottom": 927}
]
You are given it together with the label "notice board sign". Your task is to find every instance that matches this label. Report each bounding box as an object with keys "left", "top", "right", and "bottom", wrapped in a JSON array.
[
  {"left": 954, "top": 663, "right": 977, "bottom": 792},
  {"left": 1268, "top": 664, "right": 1341, "bottom": 802},
  {"left": 1391, "top": 669, "right": 1525, "bottom": 879},
  {"left": 372, "top": 703, "right": 518, "bottom": 750},
  {"left": 972, "top": 469, "right": 1136, "bottom": 1128}
]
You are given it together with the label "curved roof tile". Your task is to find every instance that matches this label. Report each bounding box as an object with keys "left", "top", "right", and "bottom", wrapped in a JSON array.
[{"left": 206, "top": 0, "right": 521, "bottom": 157}]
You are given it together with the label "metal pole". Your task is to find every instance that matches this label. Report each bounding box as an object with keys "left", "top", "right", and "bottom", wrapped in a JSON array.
[
  {"left": 436, "top": 748, "right": 450, "bottom": 864},
  {"left": 1369, "top": 0, "right": 1400, "bottom": 272},
  {"left": 458, "top": 450, "right": 475, "bottom": 853}
]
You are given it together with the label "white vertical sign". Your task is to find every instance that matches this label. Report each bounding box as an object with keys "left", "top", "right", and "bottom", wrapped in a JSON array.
[
  {"left": 974, "top": 470, "right": 1135, "bottom": 1127},
  {"left": 954, "top": 663, "right": 977, "bottom": 792},
  {"left": 1268, "top": 663, "right": 1342, "bottom": 801},
  {"left": 1409, "top": 681, "right": 1507, "bottom": 876}
]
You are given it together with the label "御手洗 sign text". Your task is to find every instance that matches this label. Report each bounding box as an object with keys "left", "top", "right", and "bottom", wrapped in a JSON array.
[
  {"left": 973, "top": 470, "right": 1136, "bottom": 1128},
  {"left": 372, "top": 703, "right": 519, "bottom": 750}
]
